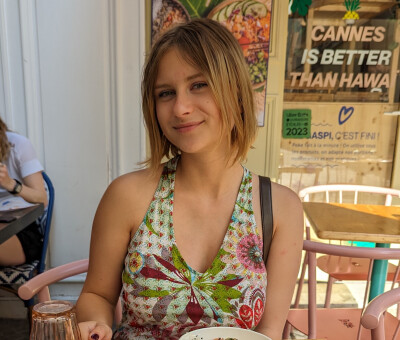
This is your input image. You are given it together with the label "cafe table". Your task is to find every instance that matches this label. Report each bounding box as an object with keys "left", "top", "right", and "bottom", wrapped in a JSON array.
[
  {"left": 302, "top": 202, "right": 400, "bottom": 301},
  {"left": 0, "top": 203, "right": 44, "bottom": 244}
]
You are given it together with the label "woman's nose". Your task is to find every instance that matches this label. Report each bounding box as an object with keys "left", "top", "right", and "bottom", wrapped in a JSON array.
[{"left": 173, "top": 91, "right": 193, "bottom": 116}]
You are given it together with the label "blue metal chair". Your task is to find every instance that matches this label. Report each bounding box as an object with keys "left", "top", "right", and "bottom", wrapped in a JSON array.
[
  {"left": 37, "top": 172, "right": 55, "bottom": 274},
  {"left": 0, "top": 171, "right": 55, "bottom": 315}
]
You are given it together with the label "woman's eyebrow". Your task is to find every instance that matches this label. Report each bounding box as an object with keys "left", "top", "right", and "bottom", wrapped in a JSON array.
[
  {"left": 186, "top": 72, "right": 203, "bottom": 81},
  {"left": 154, "top": 73, "right": 204, "bottom": 90}
]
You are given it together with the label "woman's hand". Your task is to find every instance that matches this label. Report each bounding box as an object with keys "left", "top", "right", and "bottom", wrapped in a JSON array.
[
  {"left": 0, "top": 163, "right": 15, "bottom": 192},
  {"left": 78, "top": 321, "right": 113, "bottom": 340},
  {"left": 0, "top": 166, "right": 48, "bottom": 205}
]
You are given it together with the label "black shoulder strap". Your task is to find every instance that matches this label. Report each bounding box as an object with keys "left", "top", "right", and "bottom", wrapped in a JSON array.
[{"left": 259, "top": 175, "right": 273, "bottom": 265}]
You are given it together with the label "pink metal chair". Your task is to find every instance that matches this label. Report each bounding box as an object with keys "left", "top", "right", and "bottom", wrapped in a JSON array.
[
  {"left": 18, "top": 258, "right": 122, "bottom": 324},
  {"left": 294, "top": 184, "right": 400, "bottom": 310},
  {"left": 362, "top": 286, "right": 400, "bottom": 340},
  {"left": 286, "top": 240, "right": 400, "bottom": 340}
]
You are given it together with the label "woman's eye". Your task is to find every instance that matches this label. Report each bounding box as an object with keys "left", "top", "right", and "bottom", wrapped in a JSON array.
[
  {"left": 192, "top": 82, "right": 208, "bottom": 90},
  {"left": 157, "top": 90, "right": 174, "bottom": 98}
]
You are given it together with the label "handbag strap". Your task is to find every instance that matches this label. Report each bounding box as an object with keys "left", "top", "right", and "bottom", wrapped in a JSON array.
[{"left": 259, "top": 175, "right": 273, "bottom": 265}]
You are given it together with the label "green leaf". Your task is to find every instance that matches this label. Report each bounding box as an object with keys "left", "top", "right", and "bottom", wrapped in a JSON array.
[
  {"left": 139, "top": 289, "right": 170, "bottom": 297},
  {"left": 122, "top": 270, "right": 134, "bottom": 284},
  {"left": 206, "top": 248, "right": 229, "bottom": 277},
  {"left": 179, "top": 0, "right": 226, "bottom": 18},
  {"left": 212, "top": 285, "right": 242, "bottom": 299},
  {"left": 193, "top": 281, "right": 212, "bottom": 292},
  {"left": 291, "top": 0, "right": 312, "bottom": 16},
  {"left": 211, "top": 286, "right": 242, "bottom": 312},
  {"left": 389, "top": 42, "right": 399, "bottom": 50},
  {"left": 254, "top": 85, "right": 265, "bottom": 93},
  {"left": 171, "top": 245, "right": 191, "bottom": 281},
  {"left": 221, "top": 273, "right": 241, "bottom": 281},
  {"left": 145, "top": 214, "right": 159, "bottom": 236},
  {"left": 214, "top": 297, "right": 233, "bottom": 312},
  {"left": 344, "top": 0, "right": 360, "bottom": 11}
]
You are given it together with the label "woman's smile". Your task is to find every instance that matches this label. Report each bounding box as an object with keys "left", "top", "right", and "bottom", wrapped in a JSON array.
[{"left": 173, "top": 121, "right": 204, "bottom": 133}]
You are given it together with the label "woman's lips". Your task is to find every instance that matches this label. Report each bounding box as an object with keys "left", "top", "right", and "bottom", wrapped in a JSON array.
[{"left": 174, "top": 121, "right": 203, "bottom": 133}]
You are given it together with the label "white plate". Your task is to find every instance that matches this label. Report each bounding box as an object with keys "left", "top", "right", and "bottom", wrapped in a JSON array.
[{"left": 179, "top": 327, "right": 271, "bottom": 340}]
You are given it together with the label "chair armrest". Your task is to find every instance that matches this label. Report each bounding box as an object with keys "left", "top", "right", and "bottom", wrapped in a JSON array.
[
  {"left": 18, "top": 259, "right": 88, "bottom": 301},
  {"left": 361, "top": 286, "right": 400, "bottom": 329}
]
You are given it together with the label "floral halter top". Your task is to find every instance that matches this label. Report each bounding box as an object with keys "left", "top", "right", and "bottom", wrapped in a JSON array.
[{"left": 113, "top": 157, "right": 267, "bottom": 340}]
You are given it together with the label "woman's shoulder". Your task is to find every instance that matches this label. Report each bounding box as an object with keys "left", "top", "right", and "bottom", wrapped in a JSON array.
[
  {"left": 6, "top": 132, "right": 42, "bottom": 173},
  {"left": 116, "top": 166, "right": 161, "bottom": 188},
  {"left": 271, "top": 181, "right": 302, "bottom": 208},
  {"left": 271, "top": 181, "right": 300, "bottom": 200},
  {"left": 253, "top": 172, "right": 302, "bottom": 211},
  {"left": 251, "top": 172, "right": 302, "bottom": 213},
  {"left": 6, "top": 131, "right": 32, "bottom": 147},
  {"left": 252, "top": 172, "right": 300, "bottom": 204},
  {"left": 103, "top": 165, "right": 164, "bottom": 207},
  {"left": 270, "top": 181, "right": 303, "bottom": 229}
]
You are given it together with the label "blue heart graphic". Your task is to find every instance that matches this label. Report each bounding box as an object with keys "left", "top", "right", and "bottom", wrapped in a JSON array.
[{"left": 338, "top": 106, "right": 354, "bottom": 125}]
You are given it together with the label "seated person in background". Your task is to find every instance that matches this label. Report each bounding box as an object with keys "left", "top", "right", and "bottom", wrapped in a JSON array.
[
  {"left": 0, "top": 117, "right": 47, "bottom": 266},
  {"left": 76, "top": 18, "right": 303, "bottom": 340}
]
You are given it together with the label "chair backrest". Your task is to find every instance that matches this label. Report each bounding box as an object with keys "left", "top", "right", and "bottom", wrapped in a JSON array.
[
  {"left": 38, "top": 171, "right": 55, "bottom": 273},
  {"left": 361, "top": 286, "right": 400, "bottom": 340},
  {"left": 299, "top": 184, "right": 400, "bottom": 205},
  {"left": 278, "top": 167, "right": 322, "bottom": 194},
  {"left": 18, "top": 259, "right": 122, "bottom": 324},
  {"left": 302, "top": 240, "right": 400, "bottom": 339}
]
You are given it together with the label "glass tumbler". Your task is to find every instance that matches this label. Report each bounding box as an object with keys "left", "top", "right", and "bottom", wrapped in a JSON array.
[{"left": 30, "top": 300, "right": 82, "bottom": 340}]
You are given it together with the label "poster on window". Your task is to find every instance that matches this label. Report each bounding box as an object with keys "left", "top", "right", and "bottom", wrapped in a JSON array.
[
  {"left": 285, "top": 3, "right": 400, "bottom": 103},
  {"left": 279, "top": 103, "right": 398, "bottom": 193},
  {"left": 151, "top": 0, "right": 273, "bottom": 126}
]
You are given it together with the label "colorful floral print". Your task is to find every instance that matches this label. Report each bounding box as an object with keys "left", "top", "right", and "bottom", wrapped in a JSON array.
[
  {"left": 236, "top": 234, "right": 264, "bottom": 273},
  {"left": 128, "top": 251, "right": 145, "bottom": 275},
  {"left": 234, "top": 288, "right": 265, "bottom": 329},
  {"left": 113, "top": 157, "right": 267, "bottom": 340},
  {"left": 134, "top": 245, "right": 244, "bottom": 325}
]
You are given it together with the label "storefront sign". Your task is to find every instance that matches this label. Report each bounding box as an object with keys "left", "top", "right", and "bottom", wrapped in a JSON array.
[
  {"left": 289, "top": 25, "right": 393, "bottom": 91},
  {"left": 285, "top": 0, "right": 400, "bottom": 103}
]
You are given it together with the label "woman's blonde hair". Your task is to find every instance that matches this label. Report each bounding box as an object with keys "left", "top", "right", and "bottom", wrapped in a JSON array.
[
  {"left": 142, "top": 18, "right": 257, "bottom": 171},
  {"left": 0, "top": 118, "right": 11, "bottom": 162}
]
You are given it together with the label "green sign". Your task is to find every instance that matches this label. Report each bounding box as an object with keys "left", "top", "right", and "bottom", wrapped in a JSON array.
[{"left": 282, "top": 109, "right": 311, "bottom": 139}]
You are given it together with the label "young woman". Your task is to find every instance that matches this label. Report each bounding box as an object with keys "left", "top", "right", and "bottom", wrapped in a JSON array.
[
  {"left": 76, "top": 18, "right": 303, "bottom": 340},
  {"left": 0, "top": 118, "right": 47, "bottom": 266}
]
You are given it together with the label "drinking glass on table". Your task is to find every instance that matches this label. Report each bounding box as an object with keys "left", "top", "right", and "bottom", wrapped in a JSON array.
[{"left": 30, "top": 300, "right": 82, "bottom": 340}]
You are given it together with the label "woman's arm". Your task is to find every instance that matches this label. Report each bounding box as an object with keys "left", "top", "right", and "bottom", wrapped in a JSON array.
[
  {"left": 255, "top": 183, "right": 304, "bottom": 340},
  {"left": 76, "top": 176, "right": 132, "bottom": 340},
  {"left": 76, "top": 168, "right": 159, "bottom": 340},
  {"left": 0, "top": 166, "right": 47, "bottom": 206}
]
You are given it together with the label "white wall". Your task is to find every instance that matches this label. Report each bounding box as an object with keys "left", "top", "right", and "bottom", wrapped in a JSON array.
[
  {"left": 0, "top": 0, "right": 28, "bottom": 134},
  {"left": 0, "top": 0, "right": 146, "bottom": 268}
]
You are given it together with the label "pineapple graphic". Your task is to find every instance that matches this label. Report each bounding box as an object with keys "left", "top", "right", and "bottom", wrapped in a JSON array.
[{"left": 343, "top": 0, "right": 360, "bottom": 23}]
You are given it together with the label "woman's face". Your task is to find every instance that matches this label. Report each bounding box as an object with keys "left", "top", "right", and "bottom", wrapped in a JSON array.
[{"left": 154, "top": 48, "right": 228, "bottom": 157}]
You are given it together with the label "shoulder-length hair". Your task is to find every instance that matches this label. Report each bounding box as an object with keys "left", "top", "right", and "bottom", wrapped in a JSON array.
[{"left": 142, "top": 18, "right": 257, "bottom": 171}]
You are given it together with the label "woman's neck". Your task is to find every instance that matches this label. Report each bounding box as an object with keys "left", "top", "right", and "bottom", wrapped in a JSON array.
[{"left": 175, "top": 152, "right": 244, "bottom": 199}]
